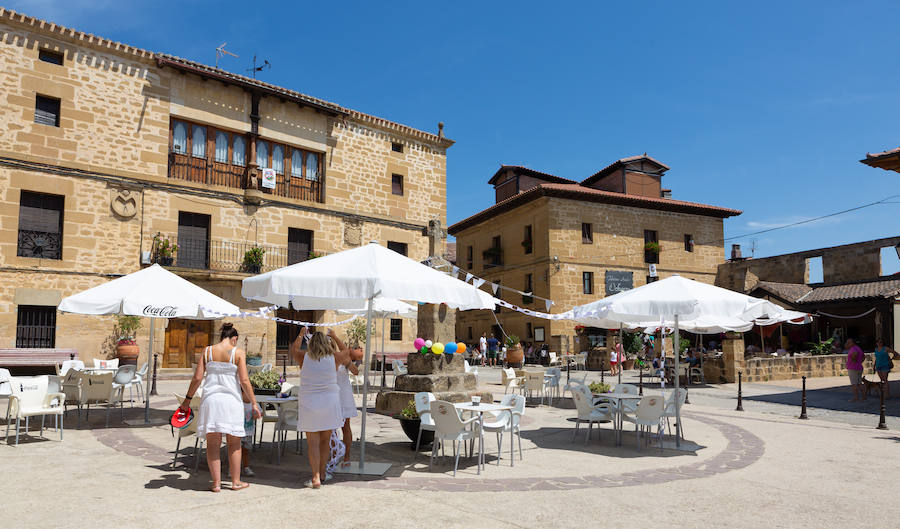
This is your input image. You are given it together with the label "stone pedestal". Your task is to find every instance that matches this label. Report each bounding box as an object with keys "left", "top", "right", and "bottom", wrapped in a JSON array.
[
  {"left": 375, "top": 353, "right": 492, "bottom": 415},
  {"left": 722, "top": 335, "right": 745, "bottom": 383},
  {"left": 417, "top": 303, "right": 456, "bottom": 345}
]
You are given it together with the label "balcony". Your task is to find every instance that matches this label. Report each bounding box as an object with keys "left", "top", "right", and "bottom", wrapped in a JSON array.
[
  {"left": 482, "top": 247, "right": 504, "bottom": 269},
  {"left": 150, "top": 234, "right": 292, "bottom": 274}
]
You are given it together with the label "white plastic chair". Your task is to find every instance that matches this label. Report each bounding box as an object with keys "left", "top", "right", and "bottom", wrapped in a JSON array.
[
  {"left": 92, "top": 358, "right": 119, "bottom": 369},
  {"left": 543, "top": 368, "right": 561, "bottom": 405},
  {"left": 78, "top": 372, "right": 119, "bottom": 428},
  {"left": 261, "top": 363, "right": 273, "bottom": 372},
  {"left": 413, "top": 391, "right": 436, "bottom": 453},
  {"left": 622, "top": 395, "right": 665, "bottom": 450},
  {"left": 58, "top": 360, "right": 84, "bottom": 376},
  {"left": 501, "top": 368, "right": 524, "bottom": 394},
  {"left": 5, "top": 376, "right": 65, "bottom": 445},
  {"left": 112, "top": 365, "right": 137, "bottom": 408},
  {"left": 548, "top": 352, "right": 561, "bottom": 367},
  {"left": 464, "top": 360, "right": 479, "bottom": 385},
  {"left": 171, "top": 394, "right": 204, "bottom": 471},
  {"left": 60, "top": 369, "right": 84, "bottom": 417},
  {"left": 392, "top": 360, "right": 407, "bottom": 389},
  {"left": 613, "top": 384, "right": 640, "bottom": 415},
  {"left": 270, "top": 395, "right": 303, "bottom": 464},
  {"left": 0, "top": 368, "right": 11, "bottom": 399},
  {"left": 482, "top": 394, "right": 525, "bottom": 465},
  {"left": 564, "top": 372, "right": 588, "bottom": 399},
  {"left": 130, "top": 362, "right": 149, "bottom": 402},
  {"left": 661, "top": 388, "right": 688, "bottom": 437},
  {"left": 570, "top": 384, "right": 613, "bottom": 444},
  {"left": 430, "top": 400, "right": 480, "bottom": 476},
  {"left": 574, "top": 353, "right": 587, "bottom": 371},
  {"left": 522, "top": 371, "right": 545, "bottom": 404}
]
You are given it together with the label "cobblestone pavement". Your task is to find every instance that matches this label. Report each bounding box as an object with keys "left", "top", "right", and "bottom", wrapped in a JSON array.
[{"left": 1, "top": 371, "right": 899, "bottom": 528}]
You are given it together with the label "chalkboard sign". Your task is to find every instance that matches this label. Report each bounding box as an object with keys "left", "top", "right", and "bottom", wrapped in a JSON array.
[{"left": 605, "top": 270, "right": 633, "bottom": 295}]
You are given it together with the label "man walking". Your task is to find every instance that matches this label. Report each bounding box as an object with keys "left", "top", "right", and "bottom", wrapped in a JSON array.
[{"left": 487, "top": 334, "right": 500, "bottom": 367}]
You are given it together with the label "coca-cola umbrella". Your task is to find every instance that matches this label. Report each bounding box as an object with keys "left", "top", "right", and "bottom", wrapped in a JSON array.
[{"left": 58, "top": 264, "right": 241, "bottom": 423}]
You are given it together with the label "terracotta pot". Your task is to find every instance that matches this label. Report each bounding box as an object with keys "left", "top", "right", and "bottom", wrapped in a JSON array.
[
  {"left": 116, "top": 343, "right": 140, "bottom": 366},
  {"left": 247, "top": 356, "right": 262, "bottom": 366},
  {"left": 506, "top": 346, "right": 524, "bottom": 367},
  {"left": 621, "top": 359, "right": 635, "bottom": 370}
]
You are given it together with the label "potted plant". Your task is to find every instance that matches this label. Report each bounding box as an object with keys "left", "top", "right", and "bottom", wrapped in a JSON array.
[
  {"left": 394, "top": 399, "right": 434, "bottom": 449},
  {"left": 346, "top": 318, "right": 373, "bottom": 359},
  {"left": 113, "top": 315, "right": 142, "bottom": 365},
  {"left": 249, "top": 370, "right": 281, "bottom": 395},
  {"left": 153, "top": 233, "right": 177, "bottom": 266},
  {"left": 308, "top": 251, "right": 324, "bottom": 259},
  {"left": 242, "top": 246, "right": 265, "bottom": 274},
  {"left": 504, "top": 334, "right": 523, "bottom": 367},
  {"left": 588, "top": 381, "right": 611, "bottom": 394},
  {"left": 643, "top": 241, "right": 660, "bottom": 254},
  {"left": 247, "top": 351, "right": 263, "bottom": 366}
]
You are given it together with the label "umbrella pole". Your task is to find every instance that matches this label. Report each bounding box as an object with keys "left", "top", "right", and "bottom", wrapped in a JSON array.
[
  {"left": 144, "top": 317, "right": 155, "bottom": 424},
  {"left": 359, "top": 296, "right": 374, "bottom": 471},
  {"left": 381, "top": 317, "right": 386, "bottom": 387},
  {"left": 618, "top": 323, "right": 623, "bottom": 386},
  {"left": 673, "top": 314, "right": 681, "bottom": 448}
]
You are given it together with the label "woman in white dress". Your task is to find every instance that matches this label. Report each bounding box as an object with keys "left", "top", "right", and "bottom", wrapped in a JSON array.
[
  {"left": 290, "top": 327, "right": 349, "bottom": 488},
  {"left": 180, "top": 323, "right": 261, "bottom": 492},
  {"left": 337, "top": 346, "right": 363, "bottom": 468}
]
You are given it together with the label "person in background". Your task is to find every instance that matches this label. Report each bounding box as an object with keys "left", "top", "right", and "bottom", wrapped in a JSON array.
[
  {"left": 845, "top": 337, "right": 866, "bottom": 402},
  {"left": 240, "top": 389, "right": 255, "bottom": 477},
  {"left": 874, "top": 339, "right": 897, "bottom": 399},
  {"left": 337, "top": 340, "right": 363, "bottom": 468},
  {"left": 479, "top": 333, "right": 488, "bottom": 366},
  {"left": 525, "top": 342, "right": 535, "bottom": 364},
  {"left": 486, "top": 334, "right": 500, "bottom": 367},
  {"left": 180, "top": 323, "right": 261, "bottom": 492}
]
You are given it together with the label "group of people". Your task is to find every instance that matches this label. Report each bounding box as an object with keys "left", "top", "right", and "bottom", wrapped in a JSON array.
[
  {"left": 178, "top": 322, "right": 362, "bottom": 492},
  {"left": 846, "top": 337, "right": 897, "bottom": 402}
]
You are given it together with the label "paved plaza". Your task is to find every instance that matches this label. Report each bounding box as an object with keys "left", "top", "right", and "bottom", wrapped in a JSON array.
[{"left": 3, "top": 368, "right": 900, "bottom": 528}]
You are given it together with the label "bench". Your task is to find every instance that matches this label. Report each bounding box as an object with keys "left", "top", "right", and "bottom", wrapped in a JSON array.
[{"left": 0, "top": 348, "right": 79, "bottom": 371}]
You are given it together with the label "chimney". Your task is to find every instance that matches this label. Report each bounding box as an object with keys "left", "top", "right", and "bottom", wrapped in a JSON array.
[
  {"left": 731, "top": 244, "right": 743, "bottom": 261},
  {"left": 437, "top": 122, "right": 444, "bottom": 139}
]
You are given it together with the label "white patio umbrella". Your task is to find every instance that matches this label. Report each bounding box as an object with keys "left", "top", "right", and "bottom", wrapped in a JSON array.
[
  {"left": 338, "top": 298, "right": 418, "bottom": 387},
  {"left": 242, "top": 241, "right": 495, "bottom": 474},
  {"left": 571, "top": 275, "right": 810, "bottom": 447},
  {"left": 58, "top": 264, "right": 241, "bottom": 423}
]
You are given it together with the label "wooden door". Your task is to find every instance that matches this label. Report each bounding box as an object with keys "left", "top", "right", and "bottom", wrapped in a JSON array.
[{"left": 164, "top": 319, "right": 212, "bottom": 368}]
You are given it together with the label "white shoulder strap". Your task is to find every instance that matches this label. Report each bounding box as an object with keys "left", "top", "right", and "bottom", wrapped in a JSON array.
[
  {"left": 205, "top": 346, "right": 212, "bottom": 363},
  {"left": 229, "top": 347, "right": 236, "bottom": 364}
]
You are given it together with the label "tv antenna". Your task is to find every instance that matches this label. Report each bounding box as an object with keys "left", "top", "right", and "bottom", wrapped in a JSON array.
[
  {"left": 246, "top": 55, "right": 270, "bottom": 78},
  {"left": 215, "top": 42, "right": 238, "bottom": 68},
  {"left": 750, "top": 238, "right": 758, "bottom": 258}
]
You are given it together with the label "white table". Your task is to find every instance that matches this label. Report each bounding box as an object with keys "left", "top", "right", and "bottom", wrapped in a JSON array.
[
  {"left": 454, "top": 402, "right": 513, "bottom": 474},
  {"left": 594, "top": 392, "right": 642, "bottom": 446}
]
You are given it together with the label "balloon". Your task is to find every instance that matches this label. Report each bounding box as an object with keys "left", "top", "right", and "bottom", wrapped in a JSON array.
[
  {"left": 456, "top": 342, "right": 466, "bottom": 354},
  {"left": 413, "top": 338, "right": 425, "bottom": 350},
  {"left": 419, "top": 346, "right": 429, "bottom": 354},
  {"left": 425, "top": 340, "right": 433, "bottom": 348},
  {"left": 444, "top": 342, "right": 457, "bottom": 354},
  {"left": 432, "top": 342, "right": 444, "bottom": 354}
]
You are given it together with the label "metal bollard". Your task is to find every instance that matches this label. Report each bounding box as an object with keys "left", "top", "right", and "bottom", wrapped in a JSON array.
[
  {"left": 639, "top": 369, "right": 643, "bottom": 395},
  {"left": 877, "top": 381, "right": 888, "bottom": 430},
  {"left": 150, "top": 353, "right": 159, "bottom": 396},
  {"left": 69, "top": 353, "right": 75, "bottom": 360},
  {"left": 600, "top": 360, "right": 605, "bottom": 384},
  {"left": 685, "top": 387, "right": 691, "bottom": 405},
  {"left": 736, "top": 371, "right": 744, "bottom": 411},
  {"left": 799, "top": 375, "right": 808, "bottom": 420}
]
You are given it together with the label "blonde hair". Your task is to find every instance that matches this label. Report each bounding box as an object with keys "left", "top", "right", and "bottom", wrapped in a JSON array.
[{"left": 307, "top": 331, "right": 336, "bottom": 360}]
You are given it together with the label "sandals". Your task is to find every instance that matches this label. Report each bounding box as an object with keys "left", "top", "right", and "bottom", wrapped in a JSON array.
[
  {"left": 304, "top": 479, "right": 322, "bottom": 489},
  {"left": 209, "top": 484, "right": 221, "bottom": 493},
  {"left": 231, "top": 482, "right": 250, "bottom": 491}
]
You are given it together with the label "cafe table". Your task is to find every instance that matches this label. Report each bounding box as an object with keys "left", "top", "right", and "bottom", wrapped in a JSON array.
[
  {"left": 593, "top": 392, "right": 642, "bottom": 446},
  {"left": 453, "top": 401, "right": 513, "bottom": 474}
]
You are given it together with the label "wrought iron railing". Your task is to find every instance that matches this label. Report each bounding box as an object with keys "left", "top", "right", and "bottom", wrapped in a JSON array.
[
  {"left": 150, "top": 234, "right": 293, "bottom": 273},
  {"left": 17, "top": 230, "right": 62, "bottom": 259}
]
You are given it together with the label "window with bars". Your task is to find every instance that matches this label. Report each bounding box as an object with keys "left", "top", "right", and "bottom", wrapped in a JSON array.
[
  {"left": 18, "top": 191, "right": 64, "bottom": 260},
  {"left": 16, "top": 305, "right": 56, "bottom": 348},
  {"left": 684, "top": 234, "right": 694, "bottom": 252},
  {"left": 288, "top": 228, "right": 313, "bottom": 264},
  {"left": 583, "top": 271, "right": 594, "bottom": 295},
  {"left": 644, "top": 229, "right": 659, "bottom": 264},
  {"left": 34, "top": 95, "right": 60, "bottom": 127},
  {"left": 390, "top": 319, "right": 402, "bottom": 340},
  {"left": 391, "top": 174, "right": 403, "bottom": 196},
  {"left": 582, "top": 223, "right": 593, "bottom": 244},
  {"left": 177, "top": 211, "right": 210, "bottom": 269}
]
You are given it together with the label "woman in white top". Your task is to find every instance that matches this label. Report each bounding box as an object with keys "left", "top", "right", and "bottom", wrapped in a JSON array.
[
  {"left": 180, "top": 323, "right": 261, "bottom": 492},
  {"left": 290, "top": 327, "right": 350, "bottom": 488}
]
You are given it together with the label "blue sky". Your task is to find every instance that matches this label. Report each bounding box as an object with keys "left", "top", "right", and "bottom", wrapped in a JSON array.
[{"left": 12, "top": 0, "right": 899, "bottom": 270}]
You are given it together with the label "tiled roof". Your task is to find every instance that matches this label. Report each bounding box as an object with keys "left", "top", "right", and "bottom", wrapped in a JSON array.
[
  {"left": 796, "top": 279, "right": 900, "bottom": 304},
  {"left": 755, "top": 281, "right": 812, "bottom": 302},
  {"left": 1, "top": 8, "right": 452, "bottom": 148},
  {"left": 860, "top": 146, "right": 900, "bottom": 172},
  {"left": 487, "top": 165, "right": 578, "bottom": 185},
  {"left": 449, "top": 182, "right": 742, "bottom": 234},
  {"left": 581, "top": 154, "right": 670, "bottom": 186}
]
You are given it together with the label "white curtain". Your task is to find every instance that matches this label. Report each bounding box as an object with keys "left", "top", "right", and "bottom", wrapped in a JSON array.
[
  {"left": 173, "top": 121, "right": 187, "bottom": 154},
  {"left": 256, "top": 140, "right": 268, "bottom": 168},
  {"left": 214, "top": 131, "right": 228, "bottom": 163},
  {"left": 232, "top": 136, "right": 245, "bottom": 166},
  {"left": 272, "top": 144, "right": 284, "bottom": 174},
  {"left": 291, "top": 149, "right": 303, "bottom": 178},
  {"left": 306, "top": 152, "right": 318, "bottom": 181},
  {"left": 191, "top": 125, "right": 206, "bottom": 158}
]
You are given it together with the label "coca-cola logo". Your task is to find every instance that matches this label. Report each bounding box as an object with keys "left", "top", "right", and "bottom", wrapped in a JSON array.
[{"left": 142, "top": 305, "right": 178, "bottom": 317}]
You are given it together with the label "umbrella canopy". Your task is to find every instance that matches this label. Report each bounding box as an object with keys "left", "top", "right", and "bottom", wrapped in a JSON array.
[
  {"left": 571, "top": 275, "right": 800, "bottom": 328},
  {"left": 241, "top": 241, "right": 495, "bottom": 311},
  {"left": 338, "top": 297, "right": 418, "bottom": 319},
  {"left": 58, "top": 264, "right": 240, "bottom": 318}
]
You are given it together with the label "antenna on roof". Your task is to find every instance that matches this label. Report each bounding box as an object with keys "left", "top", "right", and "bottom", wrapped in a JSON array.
[
  {"left": 750, "top": 238, "right": 758, "bottom": 258},
  {"left": 246, "top": 54, "right": 271, "bottom": 79},
  {"left": 215, "top": 42, "right": 238, "bottom": 68}
]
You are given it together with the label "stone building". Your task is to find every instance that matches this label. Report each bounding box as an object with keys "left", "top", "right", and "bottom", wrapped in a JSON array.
[
  {"left": 449, "top": 155, "right": 741, "bottom": 355},
  {"left": 0, "top": 9, "right": 451, "bottom": 368}
]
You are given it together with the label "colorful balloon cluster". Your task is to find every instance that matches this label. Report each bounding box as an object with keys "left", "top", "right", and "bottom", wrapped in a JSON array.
[{"left": 413, "top": 338, "right": 467, "bottom": 355}]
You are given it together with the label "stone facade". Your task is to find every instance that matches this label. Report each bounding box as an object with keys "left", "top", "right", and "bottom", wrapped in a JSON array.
[
  {"left": 453, "top": 193, "right": 734, "bottom": 355},
  {"left": 0, "top": 11, "right": 449, "bottom": 368},
  {"left": 702, "top": 353, "right": 876, "bottom": 384}
]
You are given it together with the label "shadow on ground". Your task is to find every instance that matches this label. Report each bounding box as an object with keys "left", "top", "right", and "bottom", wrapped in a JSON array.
[{"left": 743, "top": 380, "right": 900, "bottom": 416}]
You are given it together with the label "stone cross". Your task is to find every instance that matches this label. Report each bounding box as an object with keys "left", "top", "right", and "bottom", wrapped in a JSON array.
[{"left": 426, "top": 218, "right": 445, "bottom": 258}]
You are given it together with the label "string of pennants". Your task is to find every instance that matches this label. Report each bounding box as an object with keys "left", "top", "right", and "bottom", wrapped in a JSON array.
[
  {"left": 423, "top": 257, "right": 574, "bottom": 321},
  {"left": 202, "top": 305, "right": 359, "bottom": 327}
]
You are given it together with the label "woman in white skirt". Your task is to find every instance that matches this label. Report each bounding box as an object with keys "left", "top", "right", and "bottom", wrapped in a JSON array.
[
  {"left": 290, "top": 327, "right": 349, "bottom": 488},
  {"left": 337, "top": 346, "right": 363, "bottom": 468},
  {"left": 180, "top": 323, "right": 261, "bottom": 492}
]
